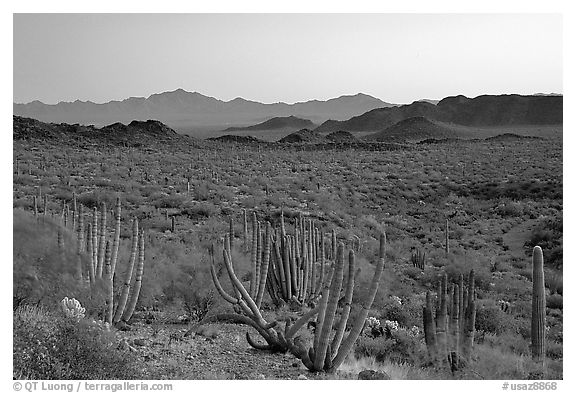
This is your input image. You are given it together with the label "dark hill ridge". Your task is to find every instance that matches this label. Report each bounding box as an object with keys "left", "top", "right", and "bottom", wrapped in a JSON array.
[
  {"left": 364, "top": 117, "right": 459, "bottom": 142},
  {"left": 484, "top": 133, "right": 543, "bottom": 142},
  {"left": 208, "top": 135, "right": 266, "bottom": 144},
  {"left": 314, "top": 94, "right": 563, "bottom": 133},
  {"left": 13, "top": 116, "right": 190, "bottom": 146},
  {"left": 222, "top": 116, "right": 315, "bottom": 132},
  {"left": 278, "top": 129, "right": 326, "bottom": 143},
  {"left": 326, "top": 130, "right": 357, "bottom": 142},
  {"left": 315, "top": 101, "right": 438, "bottom": 134}
]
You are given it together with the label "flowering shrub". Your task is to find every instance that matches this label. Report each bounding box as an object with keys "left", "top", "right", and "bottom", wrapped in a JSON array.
[
  {"left": 355, "top": 327, "right": 426, "bottom": 365},
  {"left": 384, "top": 320, "right": 399, "bottom": 332},
  {"left": 60, "top": 297, "right": 85, "bottom": 320},
  {"left": 366, "top": 316, "right": 380, "bottom": 329},
  {"left": 406, "top": 325, "right": 421, "bottom": 338},
  {"left": 13, "top": 306, "right": 142, "bottom": 380}
]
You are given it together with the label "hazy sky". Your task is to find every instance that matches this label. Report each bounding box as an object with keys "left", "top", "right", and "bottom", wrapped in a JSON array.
[{"left": 13, "top": 13, "right": 562, "bottom": 105}]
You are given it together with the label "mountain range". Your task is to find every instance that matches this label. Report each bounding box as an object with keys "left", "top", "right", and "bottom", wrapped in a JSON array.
[
  {"left": 314, "top": 94, "right": 563, "bottom": 133},
  {"left": 13, "top": 89, "right": 392, "bottom": 131}
]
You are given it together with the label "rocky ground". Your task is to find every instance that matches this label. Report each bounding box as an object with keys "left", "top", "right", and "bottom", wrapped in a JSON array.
[{"left": 117, "top": 320, "right": 352, "bottom": 380}]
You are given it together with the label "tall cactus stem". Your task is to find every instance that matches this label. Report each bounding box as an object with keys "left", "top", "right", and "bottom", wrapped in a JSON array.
[
  {"left": 110, "top": 197, "right": 121, "bottom": 277},
  {"left": 531, "top": 246, "right": 546, "bottom": 365},
  {"left": 122, "top": 229, "right": 145, "bottom": 322},
  {"left": 255, "top": 222, "right": 271, "bottom": 308},
  {"left": 331, "top": 249, "right": 356, "bottom": 355},
  {"left": 104, "top": 241, "right": 114, "bottom": 325},
  {"left": 96, "top": 202, "right": 107, "bottom": 279},
  {"left": 423, "top": 291, "right": 438, "bottom": 363},
  {"left": 113, "top": 218, "right": 139, "bottom": 323},
  {"left": 315, "top": 242, "right": 345, "bottom": 370},
  {"left": 329, "top": 232, "right": 386, "bottom": 372}
]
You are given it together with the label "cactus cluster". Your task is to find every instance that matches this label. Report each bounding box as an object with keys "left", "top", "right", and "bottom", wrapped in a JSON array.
[
  {"left": 71, "top": 197, "right": 146, "bottom": 324},
  {"left": 239, "top": 210, "right": 337, "bottom": 307},
  {"left": 289, "top": 236, "right": 385, "bottom": 372},
  {"left": 411, "top": 248, "right": 426, "bottom": 270},
  {"left": 209, "top": 226, "right": 386, "bottom": 373},
  {"left": 423, "top": 270, "right": 476, "bottom": 370}
]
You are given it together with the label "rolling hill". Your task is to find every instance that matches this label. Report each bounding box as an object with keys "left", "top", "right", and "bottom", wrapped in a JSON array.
[
  {"left": 278, "top": 129, "right": 326, "bottom": 143},
  {"left": 221, "top": 116, "right": 315, "bottom": 132},
  {"left": 13, "top": 116, "right": 191, "bottom": 146},
  {"left": 363, "top": 117, "right": 459, "bottom": 142}
]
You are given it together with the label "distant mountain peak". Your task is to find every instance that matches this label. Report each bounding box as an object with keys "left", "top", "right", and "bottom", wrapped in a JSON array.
[{"left": 13, "top": 90, "right": 393, "bottom": 129}]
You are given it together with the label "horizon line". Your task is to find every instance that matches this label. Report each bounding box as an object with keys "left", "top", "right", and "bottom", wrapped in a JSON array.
[{"left": 13, "top": 88, "right": 563, "bottom": 107}]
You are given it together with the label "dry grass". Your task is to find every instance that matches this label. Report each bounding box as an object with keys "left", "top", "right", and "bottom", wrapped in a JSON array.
[{"left": 338, "top": 352, "right": 440, "bottom": 380}]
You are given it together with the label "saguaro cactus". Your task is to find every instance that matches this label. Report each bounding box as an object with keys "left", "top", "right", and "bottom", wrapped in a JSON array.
[{"left": 531, "top": 246, "right": 546, "bottom": 364}]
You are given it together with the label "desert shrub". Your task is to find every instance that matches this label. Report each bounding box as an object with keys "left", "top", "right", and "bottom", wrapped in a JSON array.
[
  {"left": 13, "top": 305, "right": 142, "bottom": 379},
  {"left": 13, "top": 210, "right": 90, "bottom": 310},
  {"left": 526, "top": 216, "right": 562, "bottom": 269},
  {"left": 495, "top": 200, "right": 524, "bottom": 217},
  {"left": 13, "top": 198, "right": 33, "bottom": 210},
  {"left": 77, "top": 190, "right": 116, "bottom": 209},
  {"left": 546, "top": 294, "right": 563, "bottom": 310},
  {"left": 475, "top": 302, "right": 512, "bottom": 335},
  {"left": 123, "top": 192, "right": 144, "bottom": 206},
  {"left": 13, "top": 174, "right": 38, "bottom": 186},
  {"left": 354, "top": 328, "right": 424, "bottom": 365},
  {"left": 151, "top": 193, "right": 188, "bottom": 209},
  {"left": 144, "top": 216, "right": 172, "bottom": 232},
  {"left": 378, "top": 296, "right": 423, "bottom": 329},
  {"left": 482, "top": 331, "right": 530, "bottom": 356},
  {"left": 182, "top": 202, "right": 219, "bottom": 219},
  {"left": 402, "top": 265, "right": 424, "bottom": 281},
  {"left": 546, "top": 341, "right": 563, "bottom": 361}
]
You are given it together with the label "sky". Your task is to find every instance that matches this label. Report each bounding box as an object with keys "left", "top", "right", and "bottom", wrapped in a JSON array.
[{"left": 13, "top": 13, "right": 562, "bottom": 105}]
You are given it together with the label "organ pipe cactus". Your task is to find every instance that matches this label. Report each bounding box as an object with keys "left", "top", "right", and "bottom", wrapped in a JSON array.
[
  {"left": 96, "top": 202, "right": 107, "bottom": 279},
  {"left": 423, "top": 291, "right": 438, "bottom": 362},
  {"left": 435, "top": 273, "right": 449, "bottom": 366},
  {"left": 531, "top": 246, "right": 546, "bottom": 364},
  {"left": 424, "top": 270, "right": 476, "bottom": 369},
  {"left": 113, "top": 218, "right": 139, "bottom": 323},
  {"left": 122, "top": 229, "right": 146, "bottom": 322},
  {"left": 110, "top": 197, "right": 121, "bottom": 277},
  {"left": 461, "top": 270, "right": 476, "bottom": 363},
  {"left": 411, "top": 248, "right": 426, "bottom": 270},
  {"left": 86, "top": 223, "right": 95, "bottom": 285},
  {"left": 296, "top": 233, "right": 387, "bottom": 372},
  {"left": 209, "top": 229, "right": 387, "bottom": 374},
  {"left": 104, "top": 241, "right": 114, "bottom": 324}
]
